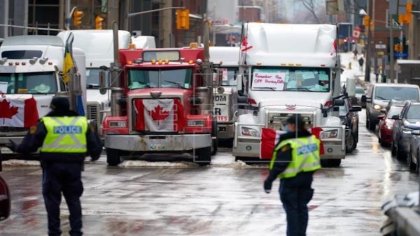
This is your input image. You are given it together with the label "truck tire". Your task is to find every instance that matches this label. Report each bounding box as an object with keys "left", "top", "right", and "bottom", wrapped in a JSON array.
[
  {"left": 367, "top": 119, "right": 376, "bottom": 131},
  {"left": 211, "top": 120, "right": 218, "bottom": 156},
  {"left": 407, "top": 150, "right": 416, "bottom": 173},
  {"left": 195, "top": 146, "right": 211, "bottom": 166},
  {"left": 106, "top": 148, "right": 121, "bottom": 166},
  {"left": 345, "top": 132, "right": 356, "bottom": 153}
]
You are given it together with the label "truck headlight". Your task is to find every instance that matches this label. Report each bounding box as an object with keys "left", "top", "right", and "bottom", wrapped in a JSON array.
[
  {"left": 241, "top": 127, "right": 260, "bottom": 137},
  {"left": 374, "top": 104, "right": 381, "bottom": 110},
  {"left": 187, "top": 120, "right": 205, "bottom": 127},
  {"left": 320, "top": 129, "right": 338, "bottom": 139},
  {"left": 109, "top": 121, "right": 127, "bottom": 128}
]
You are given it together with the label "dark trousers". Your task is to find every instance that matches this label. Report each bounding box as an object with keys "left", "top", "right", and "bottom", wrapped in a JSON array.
[
  {"left": 279, "top": 172, "right": 314, "bottom": 236},
  {"left": 42, "top": 162, "right": 84, "bottom": 236}
]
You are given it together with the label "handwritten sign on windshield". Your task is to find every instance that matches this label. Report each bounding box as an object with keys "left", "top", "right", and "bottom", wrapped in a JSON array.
[{"left": 252, "top": 70, "right": 285, "bottom": 90}]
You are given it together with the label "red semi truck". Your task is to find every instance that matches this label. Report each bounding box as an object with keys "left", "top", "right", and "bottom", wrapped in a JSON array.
[{"left": 100, "top": 45, "right": 218, "bottom": 166}]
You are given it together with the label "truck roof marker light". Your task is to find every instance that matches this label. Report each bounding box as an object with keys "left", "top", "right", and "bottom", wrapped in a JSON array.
[
  {"left": 15, "top": 62, "right": 20, "bottom": 66},
  {"left": 190, "top": 42, "right": 198, "bottom": 48},
  {"left": 0, "top": 58, "right": 7, "bottom": 65},
  {"left": 48, "top": 62, "right": 53, "bottom": 65},
  {"left": 39, "top": 57, "right": 48, "bottom": 65},
  {"left": 281, "top": 63, "right": 286, "bottom": 66},
  {"left": 134, "top": 58, "right": 143, "bottom": 64},
  {"left": 127, "top": 60, "right": 133, "bottom": 65},
  {"left": 165, "top": 59, "right": 170, "bottom": 64},
  {"left": 22, "top": 62, "right": 26, "bottom": 66},
  {"left": 320, "top": 64, "right": 326, "bottom": 67},
  {"left": 188, "top": 60, "right": 194, "bottom": 64},
  {"left": 128, "top": 43, "right": 136, "bottom": 49},
  {"left": 8, "top": 62, "right": 13, "bottom": 66},
  {"left": 180, "top": 57, "right": 185, "bottom": 63},
  {"left": 29, "top": 57, "right": 38, "bottom": 65},
  {"left": 257, "top": 63, "right": 262, "bottom": 66},
  {"left": 151, "top": 59, "right": 156, "bottom": 65},
  {"left": 158, "top": 59, "right": 163, "bottom": 65}
]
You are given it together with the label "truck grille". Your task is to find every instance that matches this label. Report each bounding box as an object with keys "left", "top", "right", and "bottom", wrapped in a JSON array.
[
  {"left": 132, "top": 98, "right": 184, "bottom": 133},
  {"left": 267, "top": 113, "right": 314, "bottom": 131},
  {"left": 87, "top": 103, "right": 100, "bottom": 125},
  {"left": 0, "top": 127, "right": 28, "bottom": 136}
]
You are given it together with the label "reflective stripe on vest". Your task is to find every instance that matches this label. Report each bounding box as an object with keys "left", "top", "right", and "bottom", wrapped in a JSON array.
[
  {"left": 270, "top": 135, "right": 321, "bottom": 179},
  {"left": 40, "top": 116, "right": 88, "bottom": 153}
]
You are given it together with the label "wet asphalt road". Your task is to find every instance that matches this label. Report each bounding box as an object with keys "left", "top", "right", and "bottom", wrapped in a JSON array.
[{"left": 0, "top": 112, "right": 419, "bottom": 236}]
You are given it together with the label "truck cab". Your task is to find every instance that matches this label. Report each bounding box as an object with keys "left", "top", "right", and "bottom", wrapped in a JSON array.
[
  {"left": 210, "top": 46, "right": 240, "bottom": 145},
  {"left": 0, "top": 35, "right": 86, "bottom": 150},
  {"left": 233, "top": 23, "right": 346, "bottom": 166},
  {"left": 101, "top": 46, "right": 217, "bottom": 166}
]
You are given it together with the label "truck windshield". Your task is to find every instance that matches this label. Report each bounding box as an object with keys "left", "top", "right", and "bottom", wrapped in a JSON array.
[
  {"left": 407, "top": 105, "right": 420, "bottom": 120},
  {"left": 0, "top": 72, "right": 57, "bottom": 94},
  {"left": 128, "top": 68, "right": 192, "bottom": 89},
  {"left": 374, "top": 87, "right": 419, "bottom": 101},
  {"left": 251, "top": 67, "right": 330, "bottom": 92},
  {"left": 86, "top": 68, "right": 102, "bottom": 89},
  {"left": 220, "top": 67, "right": 238, "bottom": 86}
]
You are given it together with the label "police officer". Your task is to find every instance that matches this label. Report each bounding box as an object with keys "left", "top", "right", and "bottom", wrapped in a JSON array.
[
  {"left": 7, "top": 97, "right": 102, "bottom": 236},
  {"left": 264, "top": 114, "right": 321, "bottom": 236}
]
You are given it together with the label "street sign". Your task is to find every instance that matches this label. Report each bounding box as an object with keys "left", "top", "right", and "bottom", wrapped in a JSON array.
[{"left": 375, "top": 44, "right": 387, "bottom": 49}]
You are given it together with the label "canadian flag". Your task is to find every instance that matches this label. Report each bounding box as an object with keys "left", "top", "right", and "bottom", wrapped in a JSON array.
[
  {"left": 241, "top": 36, "right": 253, "bottom": 52},
  {"left": 134, "top": 99, "right": 184, "bottom": 132},
  {"left": 260, "top": 127, "right": 324, "bottom": 159},
  {"left": 0, "top": 96, "right": 39, "bottom": 128}
]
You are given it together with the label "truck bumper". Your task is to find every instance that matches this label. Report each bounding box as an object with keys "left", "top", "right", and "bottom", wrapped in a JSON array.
[
  {"left": 105, "top": 134, "right": 212, "bottom": 152},
  {"left": 0, "top": 136, "right": 24, "bottom": 146},
  {"left": 321, "top": 140, "right": 346, "bottom": 159},
  {"left": 217, "top": 123, "right": 235, "bottom": 140}
]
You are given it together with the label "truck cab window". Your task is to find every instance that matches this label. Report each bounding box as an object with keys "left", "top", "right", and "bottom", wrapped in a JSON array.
[{"left": 128, "top": 69, "right": 192, "bottom": 89}]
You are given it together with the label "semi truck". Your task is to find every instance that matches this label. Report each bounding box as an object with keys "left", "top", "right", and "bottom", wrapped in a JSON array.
[
  {"left": 57, "top": 30, "right": 131, "bottom": 130},
  {"left": 100, "top": 42, "right": 218, "bottom": 166},
  {"left": 210, "top": 46, "right": 240, "bottom": 145},
  {"left": 0, "top": 35, "right": 86, "bottom": 152},
  {"left": 233, "top": 23, "right": 346, "bottom": 166}
]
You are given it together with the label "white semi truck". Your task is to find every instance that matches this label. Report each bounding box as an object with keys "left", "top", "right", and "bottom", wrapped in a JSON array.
[
  {"left": 210, "top": 46, "right": 240, "bottom": 144},
  {"left": 0, "top": 35, "right": 86, "bottom": 150},
  {"left": 233, "top": 23, "right": 346, "bottom": 166},
  {"left": 57, "top": 30, "right": 132, "bottom": 129}
]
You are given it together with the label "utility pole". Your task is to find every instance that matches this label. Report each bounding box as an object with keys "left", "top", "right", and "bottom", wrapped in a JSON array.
[
  {"left": 389, "top": 12, "right": 395, "bottom": 83},
  {"left": 365, "top": 0, "right": 372, "bottom": 82}
]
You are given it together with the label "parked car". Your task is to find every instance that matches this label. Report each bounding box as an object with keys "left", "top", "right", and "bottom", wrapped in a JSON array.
[
  {"left": 408, "top": 130, "right": 420, "bottom": 173},
  {"left": 337, "top": 94, "right": 362, "bottom": 153},
  {"left": 391, "top": 101, "right": 420, "bottom": 161},
  {"left": 0, "top": 153, "right": 11, "bottom": 221},
  {"left": 355, "top": 86, "right": 366, "bottom": 108},
  {"left": 362, "top": 83, "right": 420, "bottom": 131},
  {"left": 378, "top": 100, "right": 405, "bottom": 146}
]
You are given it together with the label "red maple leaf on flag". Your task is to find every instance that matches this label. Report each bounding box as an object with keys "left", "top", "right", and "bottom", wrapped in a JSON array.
[
  {"left": 150, "top": 105, "right": 170, "bottom": 121},
  {"left": 0, "top": 99, "right": 18, "bottom": 119},
  {"left": 241, "top": 36, "right": 253, "bottom": 51}
]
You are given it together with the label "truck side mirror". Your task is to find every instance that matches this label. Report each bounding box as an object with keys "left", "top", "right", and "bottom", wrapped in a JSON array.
[
  {"left": 350, "top": 105, "right": 362, "bottom": 112},
  {"left": 333, "top": 99, "right": 345, "bottom": 106},
  {"left": 361, "top": 95, "right": 367, "bottom": 103},
  {"left": 391, "top": 115, "right": 400, "bottom": 120},
  {"left": 99, "top": 71, "right": 107, "bottom": 95}
]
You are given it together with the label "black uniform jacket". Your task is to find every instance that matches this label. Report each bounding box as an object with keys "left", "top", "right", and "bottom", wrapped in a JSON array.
[
  {"left": 16, "top": 110, "right": 103, "bottom": 163},
  {"left": 266, "top": 130, "right": 313, "bottom": 183}
]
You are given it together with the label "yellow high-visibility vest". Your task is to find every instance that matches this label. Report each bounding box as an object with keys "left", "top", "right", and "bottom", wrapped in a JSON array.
[
  {"left": 270, "top": 135, "right": 321, "bottom": 179},
  {"left": 40, "top": 116, "right": 88, "bottom": 153}
]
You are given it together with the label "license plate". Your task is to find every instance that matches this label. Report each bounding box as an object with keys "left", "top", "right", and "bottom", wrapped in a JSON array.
[{"left": 149, "top": 143, "right": 166, "bottom": 151}]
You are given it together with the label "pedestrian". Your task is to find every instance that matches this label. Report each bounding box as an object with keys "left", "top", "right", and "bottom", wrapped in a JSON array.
[
  {"left": 264, "top": 114, "right": 321, "bottom": 236},
  {"left": 6, "top": 97, "right": 102, "bottom": 236},
  {"left": 358, "top": 56, "right": 364, "bottom": 72},
  {"left": 353, "top": 49, "right": 358, "bottom": 60}
]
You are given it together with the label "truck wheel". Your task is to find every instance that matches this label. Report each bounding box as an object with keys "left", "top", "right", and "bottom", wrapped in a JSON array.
[
  {"left": 211, "top": 120, "right": 218, "bottom": 156},
  {"left": 195, "top": 147, "right": 211, "bottom": 166},
  {"left": 407, "top": 151, "right": 416, "bottom": 173},
  {"left": 368, "top": 120, "right": 375, "bottom": 131},
  {"left": 345, "top": 132, "right": 356, "bottom": 153},
  {"left": 106, "top": 148, "right": 121, "bottom": 166}
]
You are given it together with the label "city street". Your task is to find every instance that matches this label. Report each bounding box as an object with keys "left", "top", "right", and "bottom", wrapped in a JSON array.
[{"left": 0, "top": 112, "right": 419, "bottom": 236}]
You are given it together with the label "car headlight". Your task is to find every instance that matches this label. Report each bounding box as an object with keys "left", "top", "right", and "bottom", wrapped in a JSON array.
[
  {"left": 241, "top": 127, "right": 260, "bottom": 137},
  {"left": 320, "top": 129, "right": 338, "bottom": 139},
  {"left": 109, "top": 121, "right": 127, "bottom": 128},
  {"left": 187, "top": 120, "right": 205, "bottom": 127},
  {"left": 374, "top": 104, "right": 382, "bottom": 110}
]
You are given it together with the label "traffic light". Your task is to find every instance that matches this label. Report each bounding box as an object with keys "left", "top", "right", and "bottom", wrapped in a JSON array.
[
  {"left": 176, "top": 9, "right": 190, "bottom": 30},
  {"left": 72, "top": 10, "right": 84, "bottom": 27},
  {"left": 95, "top": 16, "right": 104, "bottom": 30},
  {"left": 363, "top": 15, "right": 370, "bottom": 28},
  {"left": 394, "top": 44, "right": 402, "bottom": 52}
]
